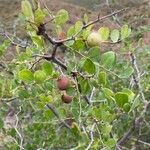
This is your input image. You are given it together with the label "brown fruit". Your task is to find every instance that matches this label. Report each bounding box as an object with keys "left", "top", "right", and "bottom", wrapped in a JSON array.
[
  {"left": 64, "top": 118, "right": 75, "bottom": 127},
  {"left": 62, "top": 94, "right": 73, "bottom": 104},
  {"left": 57, "top": 76, "right": 70, "bottom": 90}
]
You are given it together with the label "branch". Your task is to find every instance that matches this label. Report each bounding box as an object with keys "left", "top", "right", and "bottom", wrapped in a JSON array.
[
  {"left": 37, "top": 8, "right": 127, "bottom": 46},
  {"left": 15, "top": 107, "right": 24, "bottom": 150},
  {"left": 1, "top": 97, "right": 18, "bottom": 102},
  {"left": 130, "top": 52, "right": 146, "bottom": 102},
  {"left": 0, "top": 62, "right": 14, "bottom": 75},
  {"left": 54, "top": 8, "right": 128, "bottom": 44},
  {"left": 45, "top": 104, "right": 71, "bottom": 129},
  {"left": 85, "top": 123, "right": 96, "bottom": 150},
  {"left": 116, "top": 101, "right": 150, "bottom": 148},
  {"left": 0, "top": 31, "right": 29, "bottom": 48}
]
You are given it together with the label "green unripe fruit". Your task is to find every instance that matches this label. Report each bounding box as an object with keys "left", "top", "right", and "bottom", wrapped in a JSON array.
[
  {"left": 87, "top": 32, "right": 102, "bottom": 46},
  {"left": 34, "top": 70, "right": 47, "bottom": 83}
]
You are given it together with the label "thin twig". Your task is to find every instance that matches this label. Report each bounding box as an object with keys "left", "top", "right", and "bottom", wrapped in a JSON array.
[
  {"left": 45, "top": 104, "right": 71, "bottom": 129},
  {"left": 15, "top": 107, "right": 24, "bottom": 150},
  {"left": 85, "top": 123, "right": 96, "bottom": 150},
  {"left": 55, "top": 8, "right": 128, "bottom": 44},
  {"left": 0, "top": 31, "right": 29, "bottom": 48},
  {"left": 116, "top": 101, "right": 150, "bottom": 149},
  {"left": 0, "top": 62, "right": 14, "bottom": 75},
  {"left": 130, "top": 52, "right": 146, "bottom": 102},
  {"left": 1, "top": 97, "right": 18, "bottom": 102}
]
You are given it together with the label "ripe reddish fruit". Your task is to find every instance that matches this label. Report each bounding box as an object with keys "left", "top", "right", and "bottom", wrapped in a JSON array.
[
  {"left": 65, "top": 118, "right": 75, "bottom": 127},
  {"left": 57, "top": 76, "right": 70, "bottom": 90},
  {"left": 61, "top": 94, "right": 73, "bottom": 104}
]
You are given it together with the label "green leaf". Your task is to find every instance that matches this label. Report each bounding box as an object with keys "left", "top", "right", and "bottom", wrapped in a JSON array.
[
  {"left": 21, "top": 0, "right": 34, "bottom": 21},
  {"left": 18, "top": 69, "right": 34, "bottom": 83},
  {"left": 121, "top": 25, "right": 131, "bottom": 39},
  {"left": 83, "top": 58, "right": 96, "bottom": 74},
  {"left": 72, "top": 39, "right": 86, "bottom": 51},
  {"left": 39, "top": 94, "right": 53, "bottom": 103},
  {"left": 130, "top": 95, "right": 140, "bottom": 112},
  {"left": 98, "top": 27, "right": 110, "bottom": 41},
  {"left": 18, "top": 89, "right": 30, "bottom": 99},
  {"left": 123, "top": 103, "right": 131, "bottom": 112},
  {"left": 67, "top": 25, "right": 75, "bottom": 37},
  {"left": 78, "top": 77, "right": 91, "bottom": 94},
  {"left": 31, "top": 35, "right": 44, "bottom": 48},
  {"left": 122, "top": 88, "right": 135, "bottom": 101},
  {"left": 102, "top": 88, "right": 114, "bottom": 100},
  {"left": 101, "top": 51, "right": 116, "bottom": 69},
  {"left": 34, "top": 8, "right": 46, "bottom": 25},
  {"left": 115, "top": 92, "right": 129, "bottom": 107},
  {"left": 71, "top": 122, "right": 82, "bottom": 138},
  {"left": 119, "top": 66, "right": 134, "bottom": 78},
  {"left": 110, "top": 29, "right": 120, "bottom": 43},
  {"left": 17, "top": 52, "right": 31, "bottom": 62},
  {"left": 102, "top": 123, "right": 112, "bottom": 136},
  {"left": 0, "top": 40, "right": 10, "bottom": 57},
  {"left": 98, "top": 71, "right": 107, "bottom": 86},
  {"left": 75, "top": 21, "right": 83, "bottom": 33},
  {"left": 104, "top": 138, "right": 116, "bottom": 148},
  {"left": 82, "top": 25, "right": 93, "bottom": 39},
  {"left": 88, "top": 46, "right": 100, "bottom": 61},
  {"left": 42, "top": 62, "right": 53, "bottom": 75},
  {"left": 83, "top": 13, "right": 88, "bottom": 24},
  {"left": 34, "top": 70, "right": 47, "bottom": 83},
  {"left": 55, "top": 9, "right": 69, "bottom": 25}
]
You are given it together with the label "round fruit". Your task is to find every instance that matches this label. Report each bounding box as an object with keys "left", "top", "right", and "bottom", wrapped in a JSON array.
[
  {"left": 61, "top": 94, "right": 73, "bottom": 104},
  {"left": 65, "top": 118, "right": 75, "bottom": 127},
  {"left": 57, "top": 76, "right": 70, "bottom": 90},
  {"left": 87, "top": 32, "right": 102, "bottom": 46}
]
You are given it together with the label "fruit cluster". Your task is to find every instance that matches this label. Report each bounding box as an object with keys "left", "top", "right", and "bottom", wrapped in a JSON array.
[{"left": 57, "top": 75, "right": 73, "bottom": 104}]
